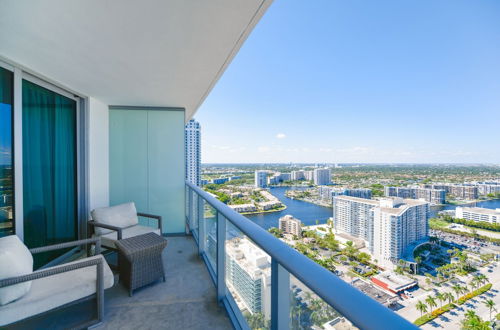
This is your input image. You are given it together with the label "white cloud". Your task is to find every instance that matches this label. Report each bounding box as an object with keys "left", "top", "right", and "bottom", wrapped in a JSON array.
[{"left": 276, "top": 133, "right": 286, "bottom": 139}]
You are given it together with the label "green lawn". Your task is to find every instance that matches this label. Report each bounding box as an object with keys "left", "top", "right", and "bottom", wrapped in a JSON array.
[{"left": 429, "top": 217, "right": 449, "bottom": 229}]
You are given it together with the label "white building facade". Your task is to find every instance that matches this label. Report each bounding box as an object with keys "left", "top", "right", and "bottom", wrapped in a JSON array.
[
  {"left": 313, "top": 168, "right": 331, "bottom": 186},
  {"left": 185, "top": 119, "right": 201, "bottom": 186},
  {"left": 333, "top": 196, "right": 429, "bottom": 267},
  {"left": 456, "top": 207, "right": 500, "bottom": 224},
  {"left": 373, "top": 198, "right": 429, "bottom": 268},
  {"left": 255, "top": 170, "right": 268, "bottom": 188}
]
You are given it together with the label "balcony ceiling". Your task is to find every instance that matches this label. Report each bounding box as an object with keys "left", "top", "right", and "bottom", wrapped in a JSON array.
[{"left": 0, "top": 0, "right": 271, "bottom": 119}]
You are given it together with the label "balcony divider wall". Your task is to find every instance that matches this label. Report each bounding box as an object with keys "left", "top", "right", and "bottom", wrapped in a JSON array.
[{"left": 109, "top": 107, "right": 186, "bottom": 234}]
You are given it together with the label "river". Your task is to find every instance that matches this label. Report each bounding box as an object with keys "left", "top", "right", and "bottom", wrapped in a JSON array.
[
  {"left": 245, "top": 187, "right": 332, "bottom": 229},
  {"left": 244, "top": 187, "right": 500, "bottom": 230}
]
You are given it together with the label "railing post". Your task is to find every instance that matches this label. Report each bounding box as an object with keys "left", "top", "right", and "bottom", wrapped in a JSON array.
[
  {"left": 188, "top": 187, "right": 193, "bottom": 232},
  {"left": 198, "top": 195, "right": 205, "bottom": 254},
  {"left": 271, "top": 258, "right": 290, "bottom": 330},
  {"left": 216, "top": 212, "right": 226, "bottom": 302}
]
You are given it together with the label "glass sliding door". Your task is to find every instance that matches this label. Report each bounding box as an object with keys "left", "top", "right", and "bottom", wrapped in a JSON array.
[
  {"left": 0, "top": 67, "right": 14, "bottom": 237},
  {"left": 22, "top": 79, "right": 78, "bottom": 267}
]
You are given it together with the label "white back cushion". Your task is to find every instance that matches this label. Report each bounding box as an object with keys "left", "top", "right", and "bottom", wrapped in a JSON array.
[
  {"left": 0, "top": 235, "right": 33, "bottom": 306},
  {"left": 91, "top": 202, "right": 139, "bottom": 235}
]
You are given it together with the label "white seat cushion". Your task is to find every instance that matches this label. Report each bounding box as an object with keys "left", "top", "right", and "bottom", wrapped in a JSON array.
[
  {"left": 0, "top": 255, "right": 114, "bottom": 326},
  {"left": 0, "top": 235, "right": 33, "bottom": 306},
  {"left": 99, "top": 225, "right": 161, "bottom": 249},
  {"left": 91, "top": 202, "right": 139, "bottom": 235}
]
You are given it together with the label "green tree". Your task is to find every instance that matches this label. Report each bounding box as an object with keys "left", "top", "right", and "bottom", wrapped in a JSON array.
[
  {"left": 416, "top": 301, "right": 428, "bottom": 317},
  {"left": 425, "top": 295, "right": 437, "bottom": 311},
  {"left": 435, "top": 292, "right": 446, "bottom": 309},
  {"left": 244, "top": 312, "right": 269, "bottom": 330},
  {"left": 484, "top": 299, "right": 496, "bottom": 321}
]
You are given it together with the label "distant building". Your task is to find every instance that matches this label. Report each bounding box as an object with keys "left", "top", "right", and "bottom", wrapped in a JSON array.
[
  {"left": 255, "top": 170, "right": 267, "bottom": 188},
  {"left": 291, "top": 170, "right": 306, "bottom": 181},
  {"left": 226, "top": 237, "right": 271, "bottom": 318},
  {"left": 185, "top": 119, "right": 201, "bottom": 186},
  {"left": 456, "top": 207, "right": 500, "bottom": 224},
  {"left": 476, "top": 183, "right": 500, "bottom": 195},
  {"left": 426, "top": 184, "right": 478, "bottom": 200},
  {"left": 344, "top": 188, "right": 372, "bottom": 199},
  {"left": 228, "top": 204, "right": 257, "bottom": 213},
  {"left": 318, "top": 187, "right": 371, "bottom": 204},
  {"left": 313, "top": 168, "right": 331, "bottom": 186},
  {"left": 304, "top": 170, "right": 314, "bottom": 181},
  {"left": 385, "top": 186, "right": 445, "bottom": 204},
  {"left": 212, "top": 177, "right": 229, "bottom": 184},
  {"left": 279, "top": 215, "right": 302, "bottom": 237}
]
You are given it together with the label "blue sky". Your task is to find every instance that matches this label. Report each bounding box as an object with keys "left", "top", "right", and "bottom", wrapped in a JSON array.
[{"left": 196, "top": 0, "right": 500, "bottom": 164}]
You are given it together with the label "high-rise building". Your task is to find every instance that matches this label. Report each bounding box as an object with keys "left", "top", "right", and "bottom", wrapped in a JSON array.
[
  {"left": 333, "top": 196, "right": 429, "bottom": 268},
  {"left": 255, "top": 170, "right": 268, "bottom": 188},
  {"left": 291, "top": 170, "right": 305, "bottom": 181},
  {"left": 304, "top": 170, "right": 314, "bottom": 181},
  {"left": 185, "top": 119, "right": 201, "bottom": 186},
  {"left": 313, "top": 168, "right": 331, "bottom": 186},
  {"left": 373, "top": 198, "right": 429, "bottom": 267},
  {"left": 225, "top": 237, "right": 271, "bottom": 318},
  {"left": 333, "top": 196, "right": 379, "bottom": 251}
]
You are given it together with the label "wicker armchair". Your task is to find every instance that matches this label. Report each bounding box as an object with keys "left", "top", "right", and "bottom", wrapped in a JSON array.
[
  {"left": 0, "top": 237, "right": 114, "bottom": 328},
  {"left": 88, "top": 202, "right": 162, "bottom": 251}
]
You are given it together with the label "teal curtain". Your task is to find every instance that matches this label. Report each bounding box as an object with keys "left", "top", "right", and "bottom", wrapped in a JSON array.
[
  {"left": 0, "top": 67, "right": 14, "bottom": 237},
  {"left": 22, "top": 80, "right": 77, "bottom": 268}
]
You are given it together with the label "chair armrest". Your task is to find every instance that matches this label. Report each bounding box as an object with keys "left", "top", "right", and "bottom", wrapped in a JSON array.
[
  {"left": 88, "top": 220, "right": 123, "bottom": 240},
  {"left": 29, "top": 237, "right": 102, "bottom": 256},
  {"left": 137, "top": 212, "right": 163, "bottom": 233},
  {"left": 0, "top": 256, "right": 103, "bottom": 288}
]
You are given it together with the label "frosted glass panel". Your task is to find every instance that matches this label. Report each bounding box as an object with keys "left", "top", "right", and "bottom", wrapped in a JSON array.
[
  {"left": 109, "top": 110, "right": 148, "bottom": 214},
  {"left": 109, "top": 108, "right": 185, "bottom": 234}
]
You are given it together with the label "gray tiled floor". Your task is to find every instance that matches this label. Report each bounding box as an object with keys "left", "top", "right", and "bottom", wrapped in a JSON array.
[
  {"left": 96, "top": 236, "right": 231, "bottom": 330},
  {"left": 10, "top": 236, "right": 231, "bottom": 330}
]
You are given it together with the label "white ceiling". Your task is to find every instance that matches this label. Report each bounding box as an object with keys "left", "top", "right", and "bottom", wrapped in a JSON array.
[{"left": 0, "top": 0, "right": 271, "bottom": 119}]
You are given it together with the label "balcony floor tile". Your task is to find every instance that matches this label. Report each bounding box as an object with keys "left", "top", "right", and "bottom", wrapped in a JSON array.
[{"left": 96, "top": 236, "right": 231, "bottom": 330}]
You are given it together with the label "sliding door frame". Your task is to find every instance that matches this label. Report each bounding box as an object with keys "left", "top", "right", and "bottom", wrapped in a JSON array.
[
  {"left": 0, "top": 57, "right": 89, "bottom": 252},
  {"left": 0, "top": 60, "right": 15, "bottom": 237}
]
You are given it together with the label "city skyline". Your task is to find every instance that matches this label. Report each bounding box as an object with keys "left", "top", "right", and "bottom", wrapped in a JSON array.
[{"left": 196, "top": 0, "right": 500, "bottom": 164}]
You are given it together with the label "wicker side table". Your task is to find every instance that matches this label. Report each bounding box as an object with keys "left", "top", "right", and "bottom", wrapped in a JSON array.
[{"left": 115, "top": 232, "right": 168, "bottom": 296}]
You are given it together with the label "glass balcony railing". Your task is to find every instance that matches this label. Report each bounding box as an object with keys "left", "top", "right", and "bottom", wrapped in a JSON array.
[{"left": 185, "top": 182, "right": 418, "bottom": 330}]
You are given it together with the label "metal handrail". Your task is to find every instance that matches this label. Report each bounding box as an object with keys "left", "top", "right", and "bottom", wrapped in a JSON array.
[{"left": 186, "top": 181, "right": 418, "bottom": 330}]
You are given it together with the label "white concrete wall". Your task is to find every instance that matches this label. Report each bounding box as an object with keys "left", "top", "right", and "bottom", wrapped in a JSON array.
[{"left": 88, "top": 97, "right": 109, "bottom": 212}]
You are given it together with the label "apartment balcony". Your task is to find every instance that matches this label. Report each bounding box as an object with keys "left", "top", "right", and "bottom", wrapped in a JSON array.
[{"left": 0, "top": 1, "right": 418, "bottom": 329}]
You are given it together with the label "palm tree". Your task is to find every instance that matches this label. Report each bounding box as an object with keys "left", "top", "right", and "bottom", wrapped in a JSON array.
[
  {"left": 465, "top": 309, "right": 477, "bottom": 320},
  {"left": 426, "top": 295, "right": 437, "bottom": 311},
  {"left": 416, "top": 301, "right": 428, "bottom": 318},
  {"left": 468, "top": 278, "right": 477, "bottom": 292},
  {"left": 484, "top": 299, "right": 496, "bottom": 321},
  {"left": 452, "top": 284, "right": 462, "bottom": 300},
  {"left": 445, "top": 292, "right": 454, "bottom": 305},
  {"left": 435, "top": 292, "right": 446, "bottom": 309}
]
